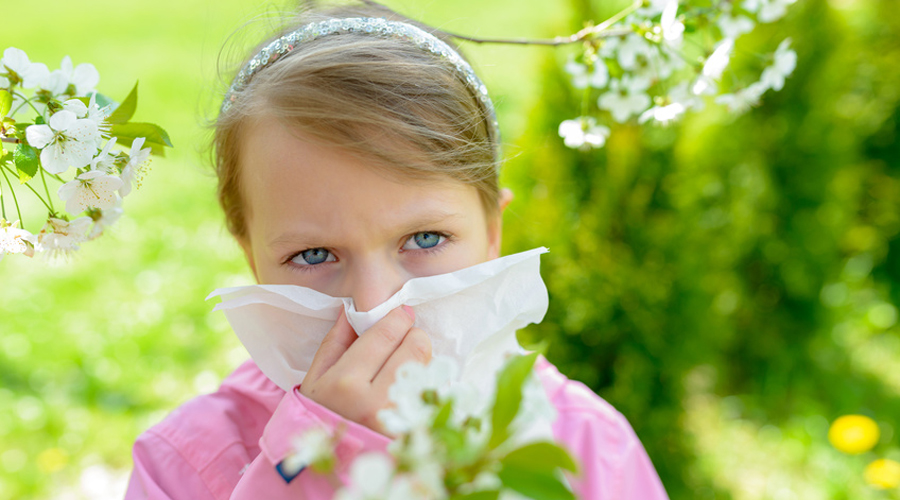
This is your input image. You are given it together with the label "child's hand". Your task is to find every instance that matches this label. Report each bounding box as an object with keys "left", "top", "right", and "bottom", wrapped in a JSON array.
[{"left": 299, "top": 306, "right": 431, "bottom": 434}]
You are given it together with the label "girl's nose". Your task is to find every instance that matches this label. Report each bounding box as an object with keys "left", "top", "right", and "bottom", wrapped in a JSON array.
[{"left": 346, "top": 259, "right": 408, "bottom": 312}]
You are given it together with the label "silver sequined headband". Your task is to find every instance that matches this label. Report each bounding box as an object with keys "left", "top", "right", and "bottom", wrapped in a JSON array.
[{"left": 221, "top": 17, "right": 500, "bottom": 156}]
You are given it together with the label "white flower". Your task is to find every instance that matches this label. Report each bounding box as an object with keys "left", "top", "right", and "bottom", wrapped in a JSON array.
[
  {"left": 617, "top": 34, "right": 656, "bottom": 71},
  {"left": 90, "top": 138, "right": 119, "bottom": 173},
  {"left": 378, "top": 357, "right": 457, "bottom": 435},
  {"left": 598, "top": 76, "right": 652, "bottom": 123},
  {"left": 759, "top": 0, "right": 796, "bottom": 22},
  {"left": 0, "top": 48, "right": 50, "bottom": 89},
  {"left": 25, "top": 110, "right": 101, "bottom": 174},
  {"left": 0, "top": 220, "right": 33, "bottom": 260},
  {"left": 28, "top": 216, "right": 92, "bottom": 256},
  {"left": 660, "top": 0, "right": 685, "bottom": 46},
  {"left": 119, "top": 137, "right": 152, "bottom": 197},
  {"left": 57, "top": 170, "right": 123, "bottom": 214},
  {"left": 745, "top": 0, "right": 796, "bottom": 22},
  {"left": 45, "top": 56, "right": 100, "bottom": 97},
  {"left": 639, "top": 102, "right": 687, "bottom": 125},
  {"left": 282, "top": 427, "right": 334, "bottom": 476},
  {"left": 564, "top": 59, "right": 609, "bottom": 89},
  {"left": 558, "top": 117, "right": 610, "bottom": 149},
  {"left": 335, "top": 453, "right": 396, "bottom": 500},
  {"left": 702, "top": 39, "right": 735, "bottom": 80},
  {"left": 693, "top": 39, "right": 735, "bottom": 95},
  {"left": 715, "top": 82, "right": 768, "bottom": 113},
  {"left": 88, "top": 200, "right": 124, "bottom": 239},
  {"left": 669, "top": 81, "right": 706, "bottom": 111},
  {"left": 760, "top": 38, "right": 797, "bottom": 91},
  {"left": 84, "top": 94, "right": 111, "bottom": 133},
  {"left": 718, "top": 14, "right": 756, "bottom": 39}
]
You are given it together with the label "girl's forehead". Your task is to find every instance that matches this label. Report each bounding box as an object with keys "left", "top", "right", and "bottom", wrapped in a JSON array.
[{"left": 239, "top": 119, "right": 485, "bottom": 241}]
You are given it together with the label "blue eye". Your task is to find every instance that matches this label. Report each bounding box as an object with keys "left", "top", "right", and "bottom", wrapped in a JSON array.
[
  {"left": 403, "top": 232, "right": 446, "bottom": 250},
  {"left": 291, "top": 248, "right": 335, "bottom": 266}
]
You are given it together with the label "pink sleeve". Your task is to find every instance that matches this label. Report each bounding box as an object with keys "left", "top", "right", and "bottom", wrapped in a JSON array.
[
  {"left": 538, "top": 359, "right": 669, "bottom": 500},
  {"left": 125, "top": 431, "right": 218, "bottom": 500},
  {"left": 230, "top": 386, "right": 391, "bottom": 500}
]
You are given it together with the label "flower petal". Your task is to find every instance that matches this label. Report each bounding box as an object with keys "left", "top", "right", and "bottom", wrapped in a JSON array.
[
  {"left": 25, "top": 124, "right": 54, "bottom": 149},
  {"left": 49, "top": 110, "right": 78, "bottom": 131}
]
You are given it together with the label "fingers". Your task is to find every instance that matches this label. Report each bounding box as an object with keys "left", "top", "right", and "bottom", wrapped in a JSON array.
[
  {"left": 339, "top": 306, "right": 416, "bottom": 380},
  {"left": 372, "top": 326, "right": 432, "bottom": 394},
  {"left": 303, "top": 309, "right": 356, "bottom": 384}
]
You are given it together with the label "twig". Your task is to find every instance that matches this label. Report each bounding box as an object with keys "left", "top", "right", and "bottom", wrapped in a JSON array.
[
  {"left": 359, "top": 0, "right": 639, "bottom": 46},
  {"left": 1, "top": 137, "right": 21, "bottom": 144}
]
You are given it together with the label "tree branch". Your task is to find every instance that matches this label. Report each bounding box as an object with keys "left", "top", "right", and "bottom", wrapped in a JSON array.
[{"left": 359, "top": 0, "right": 638, "bottom": 46}]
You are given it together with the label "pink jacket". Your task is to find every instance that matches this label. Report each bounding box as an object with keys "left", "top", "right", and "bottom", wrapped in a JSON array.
[{"left": 125, "top": 358, "right": 669, "bottom": 499}]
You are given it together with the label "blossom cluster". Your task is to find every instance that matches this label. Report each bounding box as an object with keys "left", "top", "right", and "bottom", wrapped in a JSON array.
[
  {"left": 0, "top": 47, "right": 169, "bottom": 260},
  {"left": 282, "top": 354, "right": 575, "bottom": 500},
  {"left": 558, "top": 0, "right": 799, "bottom": 149}
]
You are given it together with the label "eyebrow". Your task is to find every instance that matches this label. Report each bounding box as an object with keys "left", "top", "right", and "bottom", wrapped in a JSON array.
[{"left": 266, "top": 209, "right": 467, "bottom": 248}]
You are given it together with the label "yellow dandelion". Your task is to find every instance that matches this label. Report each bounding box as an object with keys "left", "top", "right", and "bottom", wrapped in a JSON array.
[
  {"left": 864, "top": 459, "right": 900, "bottom": 489},
  {"left": 828, "top": 415, "right": 880, "bottom": 455}
]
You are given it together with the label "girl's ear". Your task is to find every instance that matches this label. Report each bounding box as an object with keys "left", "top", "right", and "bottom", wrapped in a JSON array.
[{"left": 487, "top": 188, "right": 514, "bottom": 260}]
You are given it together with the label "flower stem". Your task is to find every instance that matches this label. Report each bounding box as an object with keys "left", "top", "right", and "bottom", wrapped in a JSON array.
[
  {"left": 0, "top": 163, "right": 23, "bottom": 226},
  {"left": 40, "top": 168, "right": 55, "bottom": 213},
  {"left": 11, "top": 91, "right": 45, "bottom": 118},
  {"left": 0, "top": 165, "right": 6, "bottom": 221},
  {"left": 0, "top": 163, "right": 54, "bottom": 215}
]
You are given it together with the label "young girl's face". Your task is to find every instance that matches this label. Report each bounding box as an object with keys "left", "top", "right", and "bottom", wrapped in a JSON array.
[{"left": 237, "top": 118, "right": 506, "bottom": 312}]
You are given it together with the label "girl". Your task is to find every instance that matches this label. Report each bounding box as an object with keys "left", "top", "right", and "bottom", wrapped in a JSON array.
[{"left": 125, "top": 2, "right": 669, "bottom": 499}]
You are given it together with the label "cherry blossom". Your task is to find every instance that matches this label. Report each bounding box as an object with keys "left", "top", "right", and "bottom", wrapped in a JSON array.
[
  {"left": 0, "top": 220, "right": 33, "bottom": 260},
  {"left": 25, "top": 109, "right": 101, "bottom": 174},
  {"left": 0, "top": 48, "right": 49, "bottom": 89},
  {"left": 27, "top": 216, "right": 92, "bottom": 257},
  {"left": 88, "top": 200, "right": 123, "bottom": 239},
  {"left": 564, "top": 59, "right": 609, "bottom": 89},
  {"left": 598, "top": 76, "right": 652, "bottom": 123},
  {"left": 759, "top": 38, "right": 797, "bottom": 91},
  {"left": 44, "top": 55, "right": 100, "bottom": 97},
  {"left": 118, "top": 137, "right": 152, "bottom": 197},
  {"left": 282, "top": 427, "right": 335, "bottom": 476},
  {"left": 661, "top": 0, "right": 685, "bottom": 46},
  {"left": 718, "top": 14, "right": 756, "bottom": 39},
  {"left": 639, "top": 102, "right": 688, "bottom": 125},
  {"left": 58, "top": 170, "right": 123, "bottom": 214},
  {"left": 558, "top": 117, "right": 611, "bottom": 149},
  {"left": 378, "top": 356, "right": 458, "bottom": 435}
]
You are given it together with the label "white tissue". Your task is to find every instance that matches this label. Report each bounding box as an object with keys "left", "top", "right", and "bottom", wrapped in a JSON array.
[{"left": 207, "top": 247, "right": 550, "bottom": 392}]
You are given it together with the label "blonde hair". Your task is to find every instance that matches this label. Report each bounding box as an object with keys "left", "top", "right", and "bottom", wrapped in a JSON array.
[{"left": 214, "top": 2, "right": 500, "bottom": 240}]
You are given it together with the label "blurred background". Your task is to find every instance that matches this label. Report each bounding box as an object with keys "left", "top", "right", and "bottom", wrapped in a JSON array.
[{"left": 1, "top": 0, "right": 898, "bottom": 498}]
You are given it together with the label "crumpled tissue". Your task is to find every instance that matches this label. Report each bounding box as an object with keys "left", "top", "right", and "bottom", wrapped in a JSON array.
[{"left": 206, "top": 247, "right": 549, "bottom": 392}]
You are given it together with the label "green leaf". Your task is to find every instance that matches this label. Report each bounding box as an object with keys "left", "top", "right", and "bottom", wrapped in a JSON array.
[
  {"left": 449, "top": 490, "right": 500, "bottom": 500},
  {"left": 433, "top": 398, "right": 454, "bottom": 429},
  {"left": 0, "top": 90, "right": 11, "bottom": 117},
  {"left": 498, "top": 464, "right": 575, "bottom": 500},
  {"left": 489, "top": 352, "right": 539, "bottom": 449},
  {"left": 501, "top": 442, "right": 578, "bottom": 474},
  {"left": 13, "top": 144, "right": 39, "bottom": 183},
  {"left": 107, "top": 82, "right": 139, "bottom": 125},
  {"left": 110, "top": 122, "right": 174, "bottom": 157}
]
